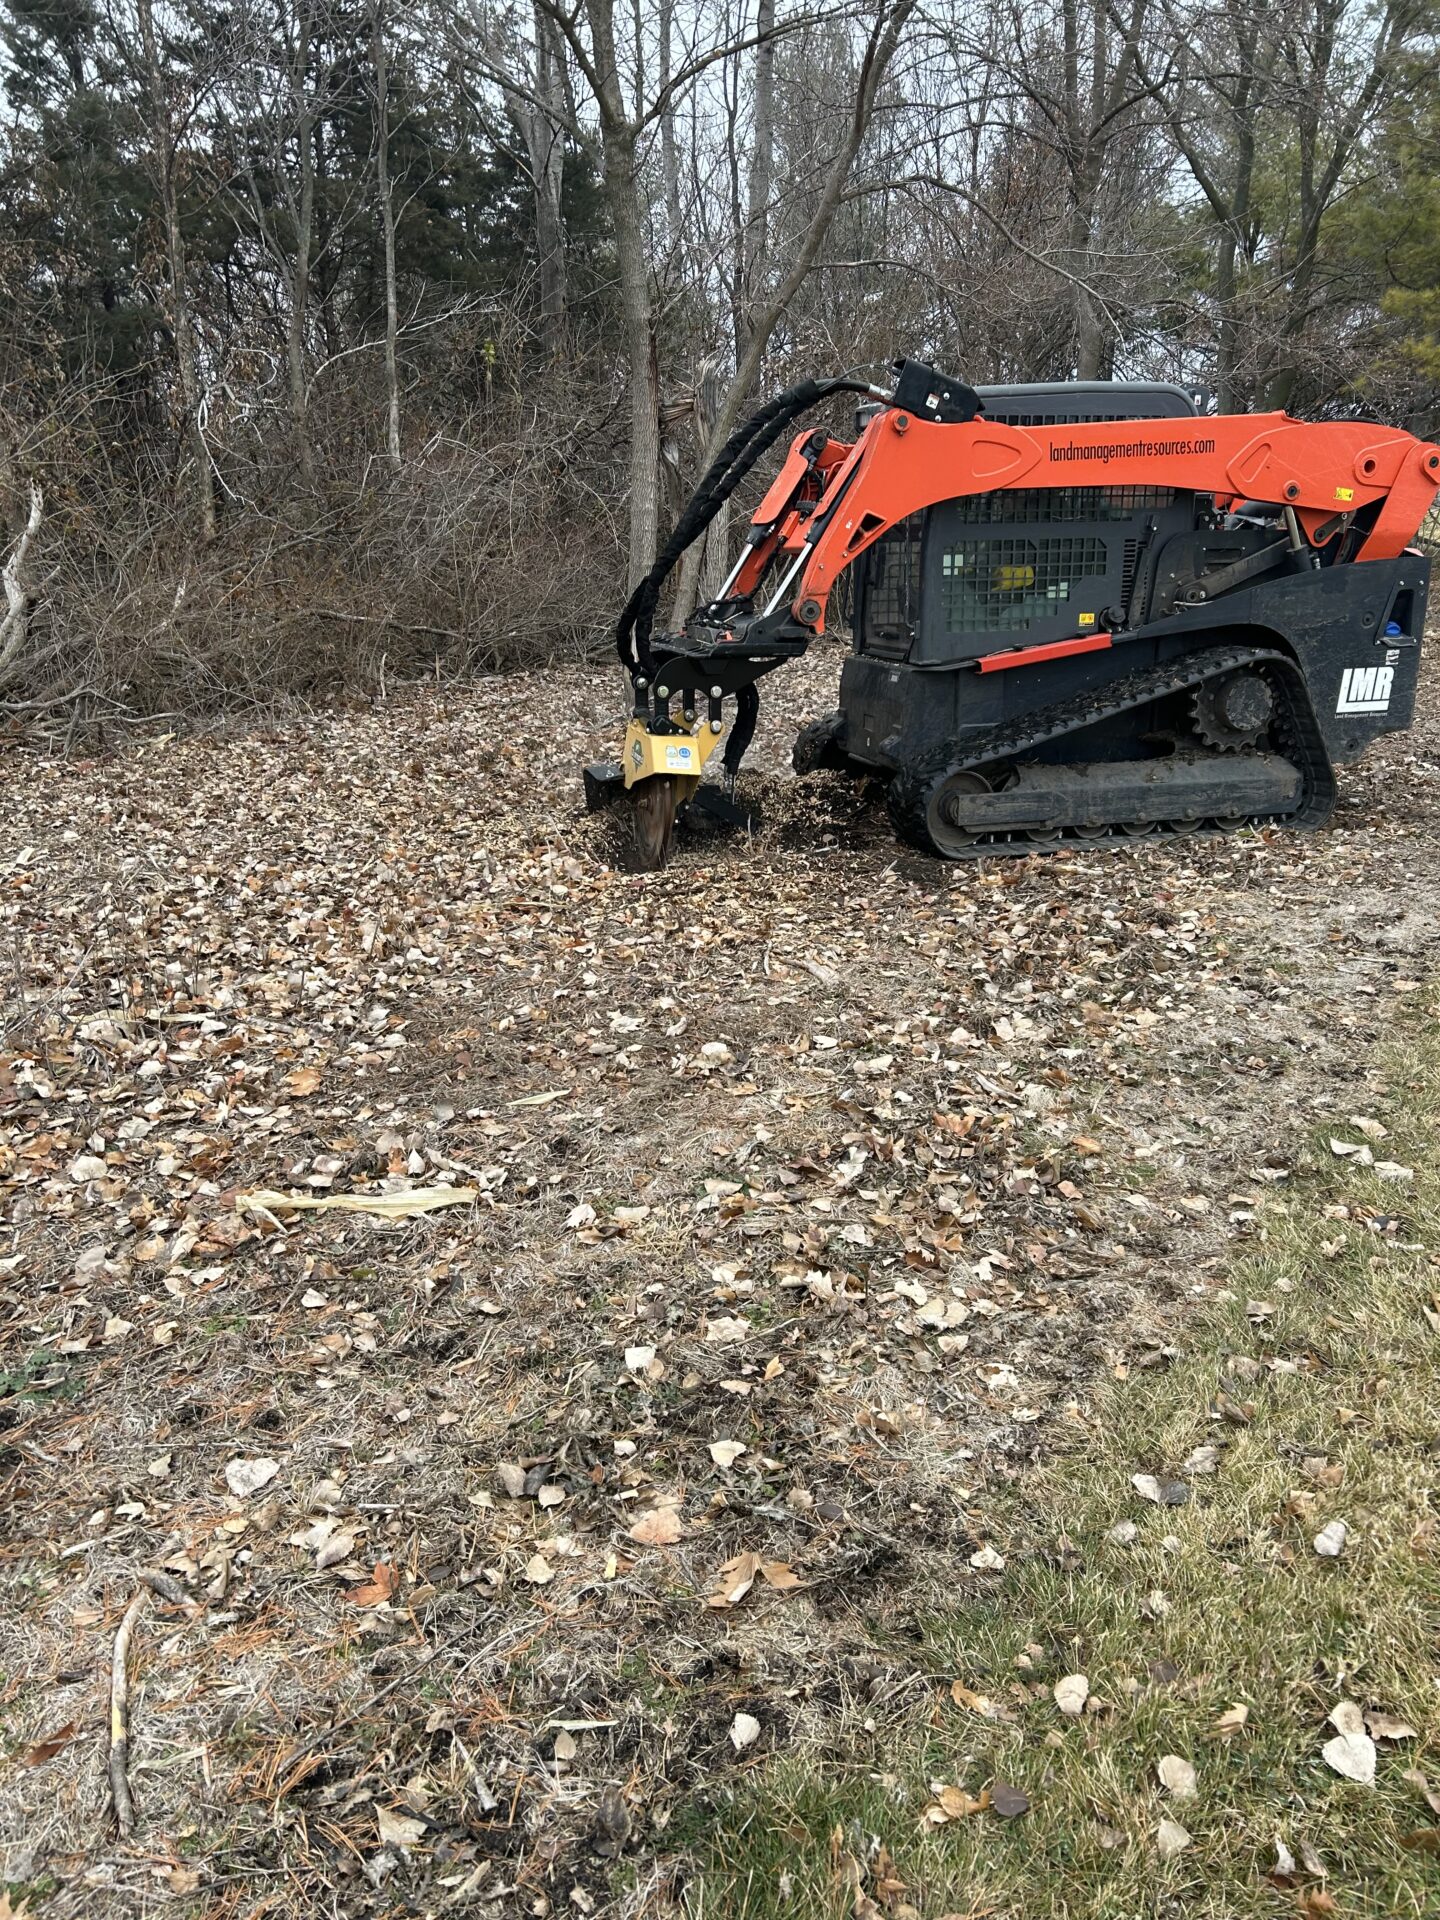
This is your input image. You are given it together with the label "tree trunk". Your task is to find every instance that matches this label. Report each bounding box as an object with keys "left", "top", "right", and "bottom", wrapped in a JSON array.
[
  {"left": 584, "top": 0, "right": 660, "bottom": 583},
  {"left": 737, "top": 0, "right": 775, "bottom": 364},
  {"left": 658, "top": 0, "right": 682, "bottom": 246},
  {"left": 1216, "top": 25, "right": 1259, "bottom": 411},
  {"left": 522, "top": 3, "right": 568, "bottom": 353},
  {"left": 371, "top": 0, "right": 402, "bottom": 470},
  {"left": 1061, "top": 0, "right": 1104, "bottom": 380},
  {"left": 609, "top": 124, "right": 661, "bottom": 585},
  {"left": 137, "top": 0, "right": 216, "bottom": 542},
  {"left": 1068, "top": 169, "right": 1104, "bottom": 379},
  {"left": 288, "top": 1, "right": 317, "bottom": 485}
]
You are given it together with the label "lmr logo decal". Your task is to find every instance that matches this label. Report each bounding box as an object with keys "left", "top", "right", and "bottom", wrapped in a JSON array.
[{"left": 1336, "top": 665, "right": 1394, "bottom": 715}]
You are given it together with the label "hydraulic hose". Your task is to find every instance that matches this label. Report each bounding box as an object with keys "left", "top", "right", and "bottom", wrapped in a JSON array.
[{"left": 615, "top": 375, "right": 879, "bottom": 677}]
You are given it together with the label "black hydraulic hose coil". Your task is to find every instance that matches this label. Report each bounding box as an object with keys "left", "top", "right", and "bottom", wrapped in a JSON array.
[{"left": 615, "top": 376, "right": 876, "bottom": 677}]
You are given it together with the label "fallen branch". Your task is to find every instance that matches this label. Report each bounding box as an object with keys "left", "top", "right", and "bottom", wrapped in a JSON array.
[
  {"left": 108, "top": 1586, "right": 148, "bottom": 1837},
  {"left": 236, "top": 1183, "right": 479, "bottom": 1221},
  {"left": 0, "top": 478, "right": 42, "bottom": 681},
  {"left": 137, "top": 1566, "right": 190, "bottom": 1606}
]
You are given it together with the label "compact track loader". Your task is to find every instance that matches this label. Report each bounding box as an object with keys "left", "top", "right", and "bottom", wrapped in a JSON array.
[{"left": 586, "top": 361, "right": 1440, "bottom": 866}]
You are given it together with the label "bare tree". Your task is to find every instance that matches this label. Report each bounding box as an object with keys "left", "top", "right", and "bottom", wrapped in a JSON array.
[
  {"left": 284, "top": 0, "right": 319, "bottom": 482},
  {"left": 672, "top": 0, "right": 917, "bottom": 614},
  {"left": 371, "top": 0, "right": 403, "bottom": 469},
  {"left": 134, "top": 0, "right": 218, "bottom": 540},
  {"left": 1159, "top": 0, "right": 1430, "bottom": 409}
]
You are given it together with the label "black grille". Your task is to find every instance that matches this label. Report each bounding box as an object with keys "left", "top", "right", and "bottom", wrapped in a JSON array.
[
  {"left": 1120, "top": 537, "right": 1140, "bottom": 610},
  {"left": 861, "top": 512, "right": 922, "bottom": 656},
  {"left": 954, "top": 486, "right": 1174, "bottom": 523},
  {"left": 939, "top": 536, "right": 1107, "bottom": 634},
  {"left": 985, "top": 409, "right": 1116, "bottom": 427}
]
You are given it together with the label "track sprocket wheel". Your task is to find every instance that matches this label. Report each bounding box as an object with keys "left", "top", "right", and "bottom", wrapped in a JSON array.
[{"left": 1190, "top": 668, "right": 1274, "bottom": 751}]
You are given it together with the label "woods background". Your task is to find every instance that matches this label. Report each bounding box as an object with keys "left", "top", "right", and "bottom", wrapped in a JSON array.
[{"left": 1, "top": 0, "right": 1437, "bottom": 735}]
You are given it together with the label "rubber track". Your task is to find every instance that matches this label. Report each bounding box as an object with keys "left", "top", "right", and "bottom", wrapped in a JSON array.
[{"left": 886, "top": 645, "right": 1337, "bottom": 860}]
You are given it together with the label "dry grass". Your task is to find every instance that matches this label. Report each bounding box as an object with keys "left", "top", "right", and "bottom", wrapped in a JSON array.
[
  {"left": 2, "top": 649, "right": 1439, "bottom": 1916},
  {"left": 687, "top": 1018, "right": 1440, "bottom": 1919}
]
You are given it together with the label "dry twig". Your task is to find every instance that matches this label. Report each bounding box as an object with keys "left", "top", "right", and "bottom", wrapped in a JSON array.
[{"left": 107, "top": 1586, "right": 148, "bottom": 1837}]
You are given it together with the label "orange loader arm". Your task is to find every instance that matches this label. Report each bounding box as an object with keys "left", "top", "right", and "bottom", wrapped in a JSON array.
[{"left": 733, "top": 408, "right": 1440, "bottom": 638}]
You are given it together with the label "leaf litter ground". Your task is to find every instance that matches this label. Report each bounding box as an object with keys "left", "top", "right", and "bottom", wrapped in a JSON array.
[{"left": 3, "top": 648, "right": 1439, "bottom": 1916}]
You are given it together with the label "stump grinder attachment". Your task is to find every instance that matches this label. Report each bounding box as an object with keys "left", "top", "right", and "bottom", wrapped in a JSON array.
[{"left": 586, "top": 358, "right": 1440, "bottom": 867}]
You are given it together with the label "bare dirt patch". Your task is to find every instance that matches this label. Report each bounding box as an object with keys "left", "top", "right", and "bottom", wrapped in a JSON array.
[{"left": 4, "top": 646, "right": 1438, "bottom": 1916}]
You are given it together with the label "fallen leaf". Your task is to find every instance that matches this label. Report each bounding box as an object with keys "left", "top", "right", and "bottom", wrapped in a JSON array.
[
  {"left": 286, "top": 1066, "right": 322, "bottom": 1097},
  {"left": 729, "top": 1711, "right": 761, "bottom": 1752},
  {"left": 1322, "top": 1730, "right": 1376, "bottom": 1784},
  {"left": 22, "top": 1721, "right": 77, "bottom": 1767},
  {"left": 968, "top": 1544, "right": 1005, "bottom": 1571},
  {"left": 316, "top": 1531, "right": 356, "bottom": 1571},
  {"left": 628, "top": 1505, "right": 684, "bottom": 1546},
  {"left": 989, "top": 1780, "right": 1029, "bottom": 1819},
  {"left": 708, "top": 1551, "right": 762, "bottom": 1608},
  {"left": 1053, "top": 1674, "right": 1089, "bottom": 1718},
  {"left": 523, "top": 1553, "right": 555, "bottom": 1585},
  {"left": 1373, "top": 1161, "right": 1414, "bottom": 1182},
  {"left": 1365, "top": 1711, "right": 1417, "bottom": 1742},
  {"left": 1312, "top": 1520, "right": 1348, "bottom": 1559},
  {"left": 1298, "top": 1894, "right": 1338, "bottom": 1917},
  {"left": 237, "top": 1184, "right": 477, "bottom": 1220},
  {"left": 922, "top": 1784, "right": 986, "bottom": 1823},
  {"left": 1132, "top": 1473, "right": 1188, "bottom": 1506},
  {"left": 1402, "top": 1767, "right": 1440, "bottom": 1815},
  {"left": 1328, "top": 1700, "right": 1365, "bottom": 1736},
  {"left": 950, "top": 1681, "right": 995, "bottom": 1717},
  {"left": 1156, "top": 1817, "right": 1192, "bottom": 1860},
  {"left": 1157, "top": 1755, "right": 1197, "bottom": 1799},
  {"left": 1181, "top": 1443, "right": 1221, "bottom": 1476},
  {"left": 1399, "top": 1829, "right": 1440, "bottom": 1854},
  {"left": 349, "top": 1561, "right": 400, "bottom": 1606},
  {"left": 225, "top": 1456, "right": 279, "bottom": 1497},
  {"left": 1213, "top": 1702, "right": 1250, "bottom": 1737},
  {"left": 760, "top": 1560, "right": 803, "bottom": 1592},
  {"left": 376, "top": 1805, "right": 427, "bottom": 1848},
  {"left": 709, "top": 1440, "right": 747, "bottom": 1469}
]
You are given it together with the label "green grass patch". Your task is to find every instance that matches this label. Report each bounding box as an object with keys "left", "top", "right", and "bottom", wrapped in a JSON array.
[{"left": 685, "top": 1013, "right": 1440, "bottom": 1919}]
